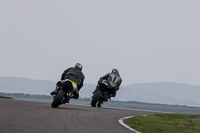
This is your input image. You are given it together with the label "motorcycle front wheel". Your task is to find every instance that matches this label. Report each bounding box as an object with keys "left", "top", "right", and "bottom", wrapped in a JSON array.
[{"left": 91, "top": 90, "right": 102, "bottom": 107}]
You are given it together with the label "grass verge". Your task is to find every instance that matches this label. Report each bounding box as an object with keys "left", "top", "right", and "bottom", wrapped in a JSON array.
[
  {"left": 125, "top": 113, "right": 200, "bottom": 133},
  {"left": 0, "top": 96, "right": 13, "bottom": 99}
]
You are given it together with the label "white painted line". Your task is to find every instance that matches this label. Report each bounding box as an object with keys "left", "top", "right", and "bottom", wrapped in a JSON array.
[{"left": 118, "top": 116, "right": 142, "bottom": 133}]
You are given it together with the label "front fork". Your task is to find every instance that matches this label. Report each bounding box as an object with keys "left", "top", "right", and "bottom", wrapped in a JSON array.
[{"left": 102, "top": 91, "right": 108, "bottom": 101}]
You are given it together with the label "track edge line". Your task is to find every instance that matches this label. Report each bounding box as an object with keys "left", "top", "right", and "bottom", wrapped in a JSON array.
[{"left": 118, "top": 116, "right": 142, "bottom": 133}]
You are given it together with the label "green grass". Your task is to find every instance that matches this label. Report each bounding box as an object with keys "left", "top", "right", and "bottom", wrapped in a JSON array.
[
  {"left": 0, "top": 96, "right": 13, "bottom": 99},
  {"left": 125, "top": 114, "right": 200, "bottom": 133}
]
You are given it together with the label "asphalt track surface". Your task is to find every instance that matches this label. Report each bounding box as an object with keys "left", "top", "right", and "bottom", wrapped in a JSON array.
[{"left": 0, "top": 98, "right": 160, "bottom": 133}]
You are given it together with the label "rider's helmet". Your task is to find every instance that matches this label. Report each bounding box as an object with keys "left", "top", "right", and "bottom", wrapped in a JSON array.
[
  {"left": 111, "top": 69, "right": 119, "bottom": 75},
  {"left": 75, "top": 63, "right": 83, "bottom": 70}
]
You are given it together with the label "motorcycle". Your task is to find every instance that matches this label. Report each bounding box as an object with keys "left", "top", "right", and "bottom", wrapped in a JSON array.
[
  {"left": 91, "top": 80, "right": 111, "bottom": 107},
  {"left": 51, "top": 86, "right": 72, "bottom": 108}
]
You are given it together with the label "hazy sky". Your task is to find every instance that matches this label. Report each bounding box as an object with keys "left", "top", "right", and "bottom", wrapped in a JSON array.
[{"left": 1, "top": 0, "right": 200, "bottom": 86}]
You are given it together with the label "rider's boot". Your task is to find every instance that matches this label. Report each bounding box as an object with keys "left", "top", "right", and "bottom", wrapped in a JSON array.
[
  {"left": 50, "top": 86, "right": 60, "bottom": 95},
  {"left": 71, "top": 93, "right": 79, "bottom": 99},
  {"left": 64, "top": 92, "right": 73, "bottom": 103},
  {"left": 107, "top": 94, "right": 113, "bottom": 100}
]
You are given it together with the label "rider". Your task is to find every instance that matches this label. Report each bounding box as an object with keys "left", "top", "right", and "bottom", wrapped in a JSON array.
[
  {"left": 93, "top": 69, "right": 122, "bottom": 98},
  {"left": 50, "top": 63, "right": 85, "bottom": 102}
]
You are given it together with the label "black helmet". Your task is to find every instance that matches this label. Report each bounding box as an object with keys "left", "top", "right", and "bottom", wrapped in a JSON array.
[
  {"left": 75, "top": 63, "right": 83, "bottom": 70},
  {"left": 111, "top": 69, "right": 119, "bottom": 75}
]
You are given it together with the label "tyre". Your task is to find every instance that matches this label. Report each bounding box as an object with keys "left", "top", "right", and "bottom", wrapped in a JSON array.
[
  {"left": 51, "top": 90, "right": 65, "bottom": 108},
  {"left": 91, "top": 90, "right": 101, "bottom": 107},
  {"left": 97, "top": 102, "right": 102, "bottom": 107}
]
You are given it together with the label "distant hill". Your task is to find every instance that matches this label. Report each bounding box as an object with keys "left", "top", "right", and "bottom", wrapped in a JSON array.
[
  {"left": 0, "top": 76, "right": 200, "bottom": 106},
  {"left": 0, "top": 76, "right": 55, "bottom": 95},
  {"left": 117, "top": 83, "right": 200, "bottom": 106}
]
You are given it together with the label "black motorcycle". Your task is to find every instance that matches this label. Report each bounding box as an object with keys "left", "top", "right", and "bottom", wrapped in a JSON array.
[
  {"left": 91, "top": 80, "right": 111, "bottom": 107},
  {"left": 51, "top": 86, "right": 72, "bottom": 108}
]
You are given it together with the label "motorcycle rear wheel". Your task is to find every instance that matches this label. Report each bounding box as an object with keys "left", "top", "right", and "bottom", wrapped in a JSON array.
[
  {"left": 51, "top": 90, "right": 65, "bottom": 108},
  {"left": 97, "top": 102, "right": 102, "bottom": 107}
]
